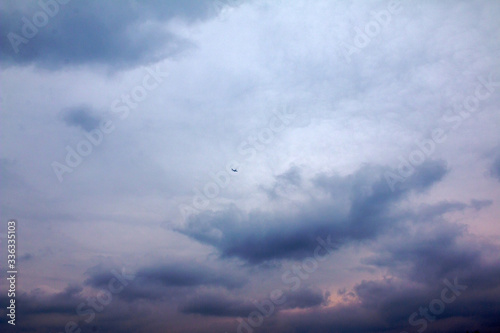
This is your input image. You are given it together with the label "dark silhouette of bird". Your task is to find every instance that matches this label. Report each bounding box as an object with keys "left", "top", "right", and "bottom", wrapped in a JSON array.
[{"left": 231, "top": 168, "right": 238, "bottom": 172}]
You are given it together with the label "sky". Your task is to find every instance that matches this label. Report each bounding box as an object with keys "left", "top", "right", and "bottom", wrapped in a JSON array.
[{"left": 0, "top": 0, "right": 499, "bottom": 332}]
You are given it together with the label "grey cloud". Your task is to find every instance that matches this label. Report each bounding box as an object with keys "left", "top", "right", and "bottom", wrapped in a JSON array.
[
  {"left": 410, "top": 201, "right": 468, "bottom": 223},
  {"left": 176, "top": 160, "right": 448, "bottom": 263},
  {"left": 1, "top": 284, "right": 84, "bottom": 316},
  {"left": 84, "top": 261, "right": 247, "bottom": 303},
  {"left": 363, "top": 210, "right": 500, "bottom": 289},
  {"left": 0, "top": 283, "right": 149, "bottom": 333},
  {"left": 256, "top": 273, "right": 500, "bottom": 333},
  {"left": 282, "top": 288, "right": 328, "bottom": 310},
  {"left": 470, "top": 199, "right": 493, "bottom": 211},
  {"left": 344, "top": 218, "right": 500, "bottom": 331},
  {"left": 179, "top": 288, "right": 327, "bottom": 318},
  {"left": 60, "top": 106, "right": 101, "bottom": 132},
  {"left": 136, "top": 262, "right": 246, "bottom": 289},
  {"left": 0, "top": 0, "right": 228, "bottom": 69},
  {"left": 490, "top": 154, "right": 500, "bottom": 182},
  {"left": 83, "top": 263, "right": 166, "bottom": 302},
  {"left": 179, "top": 293, "right": 255, "bottom": 317},
  {"left": 351, "top": 277, "right": 500, "bottom": 333},
  {"left": 352, "top": 278, "right": 430, "bottom": 324},
  {"left": 18, "top": 252, "right": 34, "bottom": 261}
]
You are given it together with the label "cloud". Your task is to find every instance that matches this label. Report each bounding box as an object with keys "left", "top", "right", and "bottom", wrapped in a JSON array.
[
  {"left": 252, "top": 260, "right": 500, "bottom": 333},
  {"left": 176, "top": 160, "right": 448, "bottom": 263},
  {"left": 179, "top": 287, "right": 327, "bottom": 318},
  {"left": 18, "top": 252, "right": 34, "bottom": 261},
  {"left": 84, "top": 261, "right": 247, "bottom": 304},
  {"left": 0, "top": 283, "right": 150, "bottom": 333},
  {"left": 490, "top": 153, "right": 500, "bottom": 182},
  {"left": 281, "top": 288, "right": 328, "bottom": 310},
  {"left": 470, "top": 199, "right": 493, "bottom": 211},
  {"left": 179, "top": 293, "right": 255, "bottom": 317},
  {"left": 363, "top": 214, "right": 500, "bottom": 288},
  {"left": 0, "top": 0, "right": 224, "bottom": 69},
  {"left": 60, "top": 105, "right": 101, "bottom": 132},
  {"left": 0, "top": 284, "right": 84, "bottom": 317},
  {"left": 1, "top": 0, "right": 499, "bottom": 332},
  {"left": 263, "top": 165, "right": 302, "bottom": 199},
  {"left": 135, "top": 262, "right": 246, "bottom": 289}
]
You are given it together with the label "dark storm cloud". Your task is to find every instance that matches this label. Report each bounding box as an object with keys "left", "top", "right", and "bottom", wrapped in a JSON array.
[
  {"left": 176, "top": 160, "right": 448, "bottom": 263},
  {"left": 352, "top": 278, "right": 432, "bottom": 326},
  {"left": 200, "top": 206, "right": 499, "bottom": 332},
  {"left": 312, "top": 205, "right": 500, "bottom": 331},
  {"left": 282, "top": 288, "right": 328, "bottom": 310},
  {"left": 0, "top": 0, "right": 225, "bottom": 69},
  {"left": 84, "top": 261, "right": 247, "bottom": 303},
  {"left": 345, "top": 270, "right": 500, "bottom": 332},
  {"left": 0, "top": 284, "right": 84, "bottom": 317},
  {"left": 284, "top": 277, "right": 500, "bottom": 333},
  {"left": 136, "top": 262, "right": 246, "bottom": 289},
  {"left": 179, "top": 288, "right": 327, "bottom": 317},
  {"left": 60, "top": 105, "right": 101, "bottom": 132},
  {"left": 83, "top": 264, "right": 171, "bottom": 302},
  {"left": 269, "top": 304, "right": 382, "bottom": 333},
  {"left": 173, "top": 160, "right": 500, "bottom": 331},
  {"left": 0, "top": 283, "right": 148, "bottom": 333},
  {"left": 364, "top": 212, "right": 500, "bottom": 288},
  {"left": 255, "top": 233, "right": 500, "bottom": 333},
  {"left": 409, "top": 200, "right": 467, "bottom": 222}
]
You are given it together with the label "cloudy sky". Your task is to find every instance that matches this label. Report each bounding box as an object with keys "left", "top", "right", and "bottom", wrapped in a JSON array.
[{"left": 1, "top": 0, "right": 500, "bottom": 332}]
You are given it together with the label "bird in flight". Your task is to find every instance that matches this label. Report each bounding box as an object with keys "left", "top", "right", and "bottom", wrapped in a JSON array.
[{"left": 231, "top": 168, "right": 238, "bottom": 172}]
